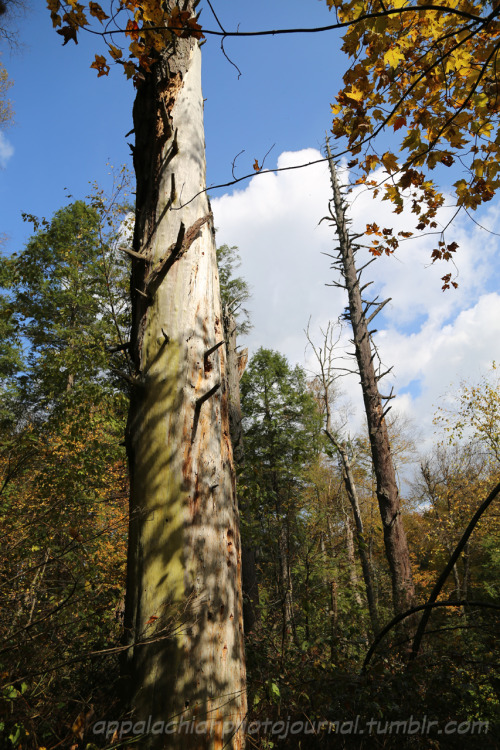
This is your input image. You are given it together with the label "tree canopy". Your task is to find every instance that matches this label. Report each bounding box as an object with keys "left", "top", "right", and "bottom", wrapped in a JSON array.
[{"left": 327, "top": 0, "right": 500, "bottom": 273}]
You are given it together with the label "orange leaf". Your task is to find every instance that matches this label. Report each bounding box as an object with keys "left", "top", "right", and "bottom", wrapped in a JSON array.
[
  {"left": 90, "top": 54, "right": 110, "bottom": 77},
  {"left": 253, "top": 159, "right": 261, "bottom": 172},
  {"left": 125, "top": 18, "right": 140, "bottom": 41},
  {"left": 168, "top": 6, "right": 204, "bottom": 40}
]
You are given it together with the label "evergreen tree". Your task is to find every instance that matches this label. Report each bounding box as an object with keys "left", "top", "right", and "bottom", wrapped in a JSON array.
[
  {"left": 1, "top": 200, "right": 130, "bottom": 414},
  {"left": 216, "top": 244, "right": 252, "bottom": 336},
  {"left": 240, "top": 349, "right": 322, "bottom": 643}
]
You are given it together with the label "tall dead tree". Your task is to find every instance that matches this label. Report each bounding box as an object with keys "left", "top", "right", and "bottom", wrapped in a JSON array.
[
  {"left": 325, "top": 145, "right": 415, "bottom": 618},
  {"left": 123, "top": 10, "right": 247, "bottom": 748}
]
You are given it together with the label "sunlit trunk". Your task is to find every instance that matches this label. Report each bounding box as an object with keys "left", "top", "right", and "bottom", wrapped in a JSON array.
[{"left": 123, "top": 26, "right": 246, "bottom": 749}]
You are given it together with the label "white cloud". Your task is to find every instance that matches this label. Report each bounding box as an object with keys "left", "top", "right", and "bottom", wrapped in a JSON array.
[
  {"left": 212, "top": 148, "right": 500, "bottom": 448},
  {"left": 0, "top": 132, "right": 14, "bottom": 167}
]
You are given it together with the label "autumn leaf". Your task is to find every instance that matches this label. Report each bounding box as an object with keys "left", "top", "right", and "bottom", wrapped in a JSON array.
[
  {"left": 56, "top": 25, "right": 78, "bottom": 45},
  {"left": 108, "top": 45, "right": 123, "bottom": 61},
  {"left": 90, "top": 54, "right": 110, "bottom": 77},
  {"left": 345, "top": 86, "right": 364, "bottom": 102},
  {"left": 365, "top": 222, "right": 382, "bottom": 236},
  {"left": 441, "top": 272, "right": 458, "bottom": 290},
  {"left": 253, "top": 159, "right": 261, "bottom": 172},
  {"left": 383, "top": 47, "right": 405, "bottom": 68},
  {"left": 392, "top": 115, "right": 407, "bottom": 132},
  {"left": 88, "top": 1, "right": 109, "bottom": 22},
  {"left": 125, "top": 18, "right": 140, "bottom": 41},
  {"left": 168, "top": 6, "right": 204, "bottom": 40},
  {"left": 381, "top": 151, "right": 399, "bottom": 173},
  {"left": 146, "top": 615, "right": 159, "bottom": 625},
  {"left": 122, "top": 61, "right": 136, "bottom": 80}
]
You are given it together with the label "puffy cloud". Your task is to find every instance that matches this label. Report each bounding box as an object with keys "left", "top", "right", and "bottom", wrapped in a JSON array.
[{"left": 212, "top": 148, "right": 500, "bottom": 445}]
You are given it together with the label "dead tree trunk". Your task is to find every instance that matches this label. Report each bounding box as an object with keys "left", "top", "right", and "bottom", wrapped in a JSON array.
[
  {"left": 279, "top": 520, "right": 295, "bottom": 644},
  {"left": 345, "top": 512, "right": 364, "bottom": 607},
  {"left": 123, "top": 22, "right": 246, "bottom": 748},
  {"left": 328, "top": 434, "right": 379, "bottom": 634},
  {"left": 325, "top": 147, "right": 415, "bottom": 618},
  {"left": 320, "top": 532, "right": 338, "bottom": 657}
]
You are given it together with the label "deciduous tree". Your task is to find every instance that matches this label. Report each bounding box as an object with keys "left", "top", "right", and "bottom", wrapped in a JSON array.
[{"left": 327, "top": 0, "right": 500, "bottom": 280}]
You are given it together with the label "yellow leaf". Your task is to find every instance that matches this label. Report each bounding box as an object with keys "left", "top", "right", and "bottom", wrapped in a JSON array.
[
  {"left": 383, "top": 47, "right": 404, "bottom": 68},
  {"left": 345, "top": 87, "right": 364, "bottom": 102},
  {"left": 381, "top": 151, "right": 399, "bottom": 173},
  {"left": 478, "top": 122, "right": 493, "bottom": 138}
]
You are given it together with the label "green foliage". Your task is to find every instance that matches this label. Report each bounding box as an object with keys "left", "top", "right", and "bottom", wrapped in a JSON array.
[
  {"left": 0, "top": 185, "right": 131, "bottom": 748},
  {"left": 0, "top": 198, "right": 131, "bottom": 415},
  {"left": 216, "top": 243, "right": 252, "bottom": 336},
  {"left": 241, "top": 349, "right": 322, "bottom": 479},
  {"left": 435, "top": 363, "right": 500, "bottom": 466}
]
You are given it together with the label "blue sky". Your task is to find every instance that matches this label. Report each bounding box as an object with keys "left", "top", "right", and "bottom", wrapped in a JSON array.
[
  {"left": 1, "top": 0, "right": 500, "bottom": 455},
  {"left": 0, "top": 0, "right": 341, "bottom": 250}
]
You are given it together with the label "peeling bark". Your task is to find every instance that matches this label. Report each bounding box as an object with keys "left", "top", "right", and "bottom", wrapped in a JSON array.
[{"left": 123, "top": 27, "right": 246, "bottom": 749}]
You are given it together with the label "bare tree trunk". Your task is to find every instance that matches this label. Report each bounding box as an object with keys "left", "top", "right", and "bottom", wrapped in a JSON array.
[
  {"left": 345, "top": 514, "right": 363, "bottom": 607},
  {"left": 327, "top": 435, "right": 380, "bottom": 635},
  {"left": 279, "top": 522, "right": 295, "bottom": 643},
  {"left": 451, "top": 559, "right": 462, "bottom": 598},
  {"left": 123, "top": 26, "right": 246, "bottom": 748},
  {"left": 320, "top": 532, "right": 337, "bottom": 658},
  {"left": 326, "top": 148, "right": 415, "bottom": 618},
  {"left": 224, "top": 309, "right": 259, "bottom": 633}
]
